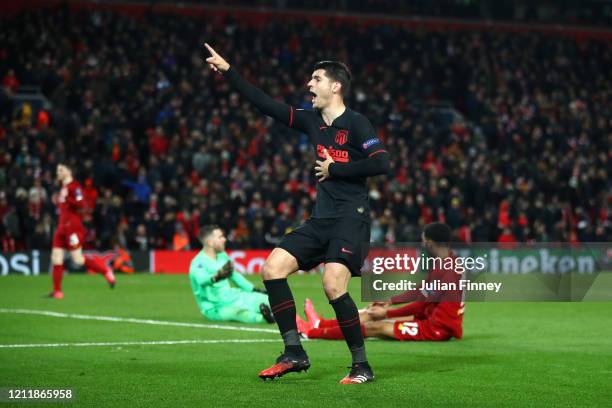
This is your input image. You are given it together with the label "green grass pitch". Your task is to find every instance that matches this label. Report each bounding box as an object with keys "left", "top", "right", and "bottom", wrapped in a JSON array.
[{"left": 1, "top": 273, "right": 611, "bottom": 407}]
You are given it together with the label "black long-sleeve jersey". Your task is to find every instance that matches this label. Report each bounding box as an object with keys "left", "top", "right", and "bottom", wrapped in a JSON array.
[{"left": 225, "top": 67, "right": 389, "bottom": 222}]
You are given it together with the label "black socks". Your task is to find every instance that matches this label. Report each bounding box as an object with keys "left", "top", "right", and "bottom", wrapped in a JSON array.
[
  {"left": 264, "top": 279, "right": 367, "bottom": 364},
  {"left": 330, "top": 292, "right": 367, "bottom": 365},
  {"left": 264, "top": 278, "right": 305, "bottom": 356}
]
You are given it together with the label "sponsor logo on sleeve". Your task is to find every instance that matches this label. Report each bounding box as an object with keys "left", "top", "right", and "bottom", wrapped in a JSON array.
[{"left": 362, "top": 138, "right": 381, "bottom": 149}]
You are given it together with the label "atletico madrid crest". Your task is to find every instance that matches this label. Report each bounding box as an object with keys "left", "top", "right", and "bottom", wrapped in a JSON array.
[{"left": 335, "top": 130, "right": 348, "bottom": 145}]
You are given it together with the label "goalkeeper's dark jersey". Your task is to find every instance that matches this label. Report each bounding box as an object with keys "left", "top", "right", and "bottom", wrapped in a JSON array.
[{"left": 224, "top": 68, "right": 389, "bottom": 222}]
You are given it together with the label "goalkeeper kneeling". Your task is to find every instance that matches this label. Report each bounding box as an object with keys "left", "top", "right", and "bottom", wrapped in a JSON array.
[{"left": 189, "top": 225, "right": 274, "bottom": 324}]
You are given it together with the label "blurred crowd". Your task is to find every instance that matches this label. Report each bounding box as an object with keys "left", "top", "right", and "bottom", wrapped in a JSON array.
[
  {"left": 0, "top": 6, "right": 610, "bottom": 251},
  {"left": 94, "top": 0, "right": 612, "bottom": 27}
]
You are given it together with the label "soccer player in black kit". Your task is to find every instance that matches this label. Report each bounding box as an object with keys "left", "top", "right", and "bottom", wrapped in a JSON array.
[{"left": 205, "top": 43, "right": 389, "bottom": 384}]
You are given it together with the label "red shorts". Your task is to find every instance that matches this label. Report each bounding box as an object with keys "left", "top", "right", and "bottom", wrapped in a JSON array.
[
  {"left": 52, "top": 223, "right": 85, "bottom": 251},
  {"left": 393, "top": 319, "right": 452, "bottom": 341}
]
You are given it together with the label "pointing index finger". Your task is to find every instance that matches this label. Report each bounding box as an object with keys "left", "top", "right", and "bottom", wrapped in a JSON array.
[{"left": 204, "top": 42, "right": 216, "bottom": 56}]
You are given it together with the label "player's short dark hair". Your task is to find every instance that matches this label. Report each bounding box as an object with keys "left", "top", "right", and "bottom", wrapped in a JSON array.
[
  {"left": 200, "top": 224, "right": 221, "bottom": 242},
  {"left": 313, "top": 60, "right": 351, "bottom": 97},
  {"left": 423, "top": 222, "right": 452, "bottom": 245}
]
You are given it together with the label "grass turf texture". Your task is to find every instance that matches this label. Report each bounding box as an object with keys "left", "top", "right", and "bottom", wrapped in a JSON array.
[{"left": 0, "top": 274, "right": 611, "bottom": 407}]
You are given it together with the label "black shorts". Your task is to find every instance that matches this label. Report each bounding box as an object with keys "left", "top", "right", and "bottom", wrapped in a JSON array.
[{"left": 278, "top": 217, "right": 371, "bottom": 276}]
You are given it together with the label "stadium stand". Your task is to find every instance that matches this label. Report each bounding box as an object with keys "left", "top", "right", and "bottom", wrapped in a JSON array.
[{"left": 0, "top": 3, "right": 610, "bottom": 250}]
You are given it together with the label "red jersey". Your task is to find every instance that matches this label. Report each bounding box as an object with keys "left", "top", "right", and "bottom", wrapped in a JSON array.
[
  {"left": 57, "top": 180, "right": 85, "bottom": 226},
  {"left": 387, "top": 254, "right": 465, "bottom": 339}
]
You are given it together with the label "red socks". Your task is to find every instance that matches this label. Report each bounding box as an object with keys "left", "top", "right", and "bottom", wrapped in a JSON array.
[
  {"left": 84, "top": 255, "right": 109, "bottom": 275},
  {"left": 308, "top": 322, "right": 366, "bottom": 340},
  {"left": 52, "top": 264, "right": 64, "bottom": 292},
  {"left": 317, "top": 318, "right": 340, "bottom": 328},
  {"left": 52, "top": 256, "right": 113, "bottom": 294}
]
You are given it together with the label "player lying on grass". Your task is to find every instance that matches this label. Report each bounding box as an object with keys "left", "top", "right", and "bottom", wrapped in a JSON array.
[
  {"left": 189, "top": 225, "right": 275, "bottom": 324},
  {"left": 297, "top": 223, "right": 464, "bottom": 341},
  {"left": 48, "top": 163, "right": 115, "bottom": 299}
]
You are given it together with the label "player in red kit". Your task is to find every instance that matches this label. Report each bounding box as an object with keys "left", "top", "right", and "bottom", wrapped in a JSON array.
[
  {"left": 296, "top": 223, "right": 464, "bottom": 341},
  {"left": 48, "top": 163, "right": 116, "bottom": 299}
]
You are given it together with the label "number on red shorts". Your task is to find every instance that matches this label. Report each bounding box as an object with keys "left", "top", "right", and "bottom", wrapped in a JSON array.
[{"left": 399, "top": 322, "right": 419, "bottom": 336}]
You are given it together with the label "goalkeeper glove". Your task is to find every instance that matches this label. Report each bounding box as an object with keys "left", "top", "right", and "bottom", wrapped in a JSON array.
[{"left": 212, "top": 261, "right": 233, "bottom": 283}]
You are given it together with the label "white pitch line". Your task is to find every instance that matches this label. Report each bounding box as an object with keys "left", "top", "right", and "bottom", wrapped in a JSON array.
[
  {"left": 0, "top": 339, "right": 280, "bottom": 349},
  {"left": 0, "top": 308, "right": 278, "bottom": 333}
]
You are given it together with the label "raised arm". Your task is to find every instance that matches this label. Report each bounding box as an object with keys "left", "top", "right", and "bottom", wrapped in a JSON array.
[{"left": 204, "top": 43, "right": 308, "bottom": 131}]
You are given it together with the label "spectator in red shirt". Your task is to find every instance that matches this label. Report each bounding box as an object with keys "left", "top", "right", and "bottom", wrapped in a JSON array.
[
  {"left": 2, "top": 69, "right": 19, "bottom": 93},
  {"left": 497, "top": 227, "right": 517, "bottom": 248}
]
